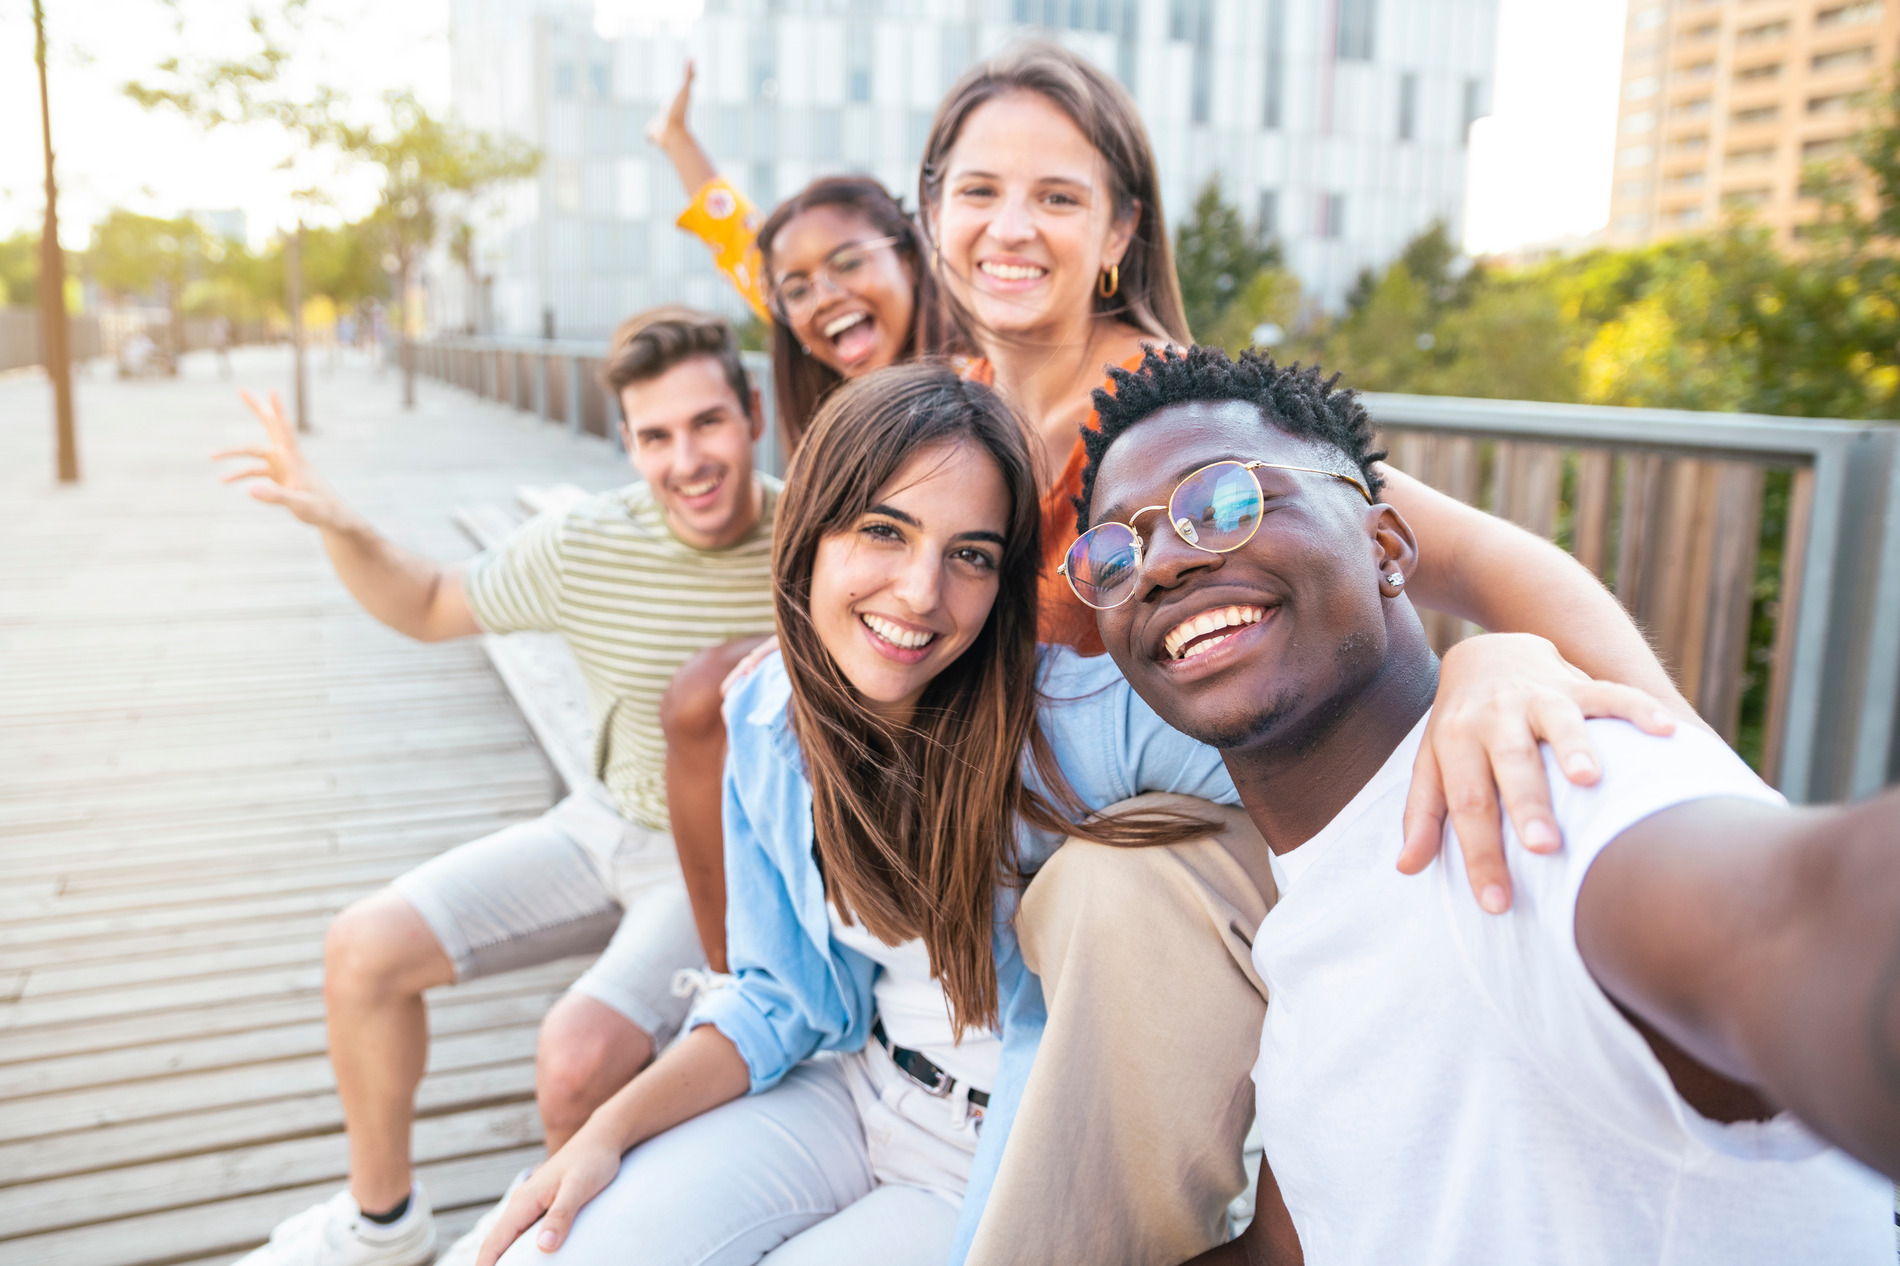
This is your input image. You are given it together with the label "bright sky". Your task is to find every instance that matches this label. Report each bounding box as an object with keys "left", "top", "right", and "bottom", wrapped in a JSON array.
[
  {"left": 1466, "top": 0, "right": 1629, "bottom": 255},
  {"left": 0, "top": 0, "right": 452, "bottom": 249},
  {"left": 2, "top": 0, "right": 1623, "bottom": 257}
]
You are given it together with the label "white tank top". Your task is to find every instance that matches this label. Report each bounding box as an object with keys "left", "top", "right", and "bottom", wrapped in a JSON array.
[{"left": 827, "top": 905, "right": 1001, "bottom": 1093}]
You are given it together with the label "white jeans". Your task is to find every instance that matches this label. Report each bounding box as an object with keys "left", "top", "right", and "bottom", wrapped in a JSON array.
[{"left": 497, "top": 1042, "right": 978, "bottom": 1265}]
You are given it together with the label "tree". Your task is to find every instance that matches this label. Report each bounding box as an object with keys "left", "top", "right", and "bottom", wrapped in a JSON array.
[
  {"left": 344, "top": 92, "right": 538, "bottom": 404},
  {"left": 1174, "top": 176, "right": 1282, "bottom": 343},
  {"left": 34, "top": 0, "right": 76, "bottom": 482},
  {"left": 128, "top": 15, "right": 537, "bottom": 409},
  {"left": 83, "top": 210, "right": 209, "bottom": 361},
  {"left": 300, "top": 218, "right": 390, "bottom": 312},
  {"left": 0, "top": 232, "right": 39, "bottom": 308}
]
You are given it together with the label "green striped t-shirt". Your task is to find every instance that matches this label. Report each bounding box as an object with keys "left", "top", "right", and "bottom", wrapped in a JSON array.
[{"left": 462, "top": 478, "right": 781, "bottom": 831}]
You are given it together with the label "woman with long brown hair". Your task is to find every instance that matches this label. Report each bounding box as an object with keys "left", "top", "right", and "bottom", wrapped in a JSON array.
[
  {"left": 651, "top": 67, "right": 964, "bottom": 970},
  {"left": 477, "top": 364, "right": 1228, "bottom": 1266}
]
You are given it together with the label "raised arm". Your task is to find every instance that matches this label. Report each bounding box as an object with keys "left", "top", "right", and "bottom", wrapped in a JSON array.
[
  {"left": 214, "top": 389, "right": 479, "bottom": 642},
  {"left": 646, "top": 61, "right": 717, "bottom": 200},
  {"left": 1577, "top": 786, "right": 1900, "bottom": 1177},
  {"left": 648, "top": 62, "right": 772, "bottom": 322}
]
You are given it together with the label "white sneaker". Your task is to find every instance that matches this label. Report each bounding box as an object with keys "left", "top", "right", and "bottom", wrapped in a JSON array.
[
  {"left": 434, "top": 1168, "right": 534, "bottom": 1266},
  {"left": 236, "top": 1186, "right": 437, "bottom": 1266}
]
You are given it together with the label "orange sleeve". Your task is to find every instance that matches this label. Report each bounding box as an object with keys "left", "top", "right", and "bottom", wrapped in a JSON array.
[
  {"left": 676, "top": 177, "right": 771, "bottom": 323},
  {"left": 1035, "top": 351, "right": 1148, "bottom": 657}
]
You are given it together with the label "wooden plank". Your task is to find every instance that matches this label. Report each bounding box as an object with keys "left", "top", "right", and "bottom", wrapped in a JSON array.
[
  {"left": 1762, "top": 466, "right": 1817, "bottom": 785},
  {"left": 1491, "top": 440, "right": 1561, "bottom": 541},
  {"left": 0, "top": 353, "right": 628, "bottom": 1266},
  {"left": 1665, "top": 460, "right": 1721, "bottom": 712},
  {"left": 453, "top": 503, "right": 522, "bottom": 552},
  {"left": 480, "top": 633, "right": 602, "bottom": 799},
  {"left": 0, "top": 988, "right": 556, "bottom": 1102},
  {"left": 0, "top": 1103, "right": 543, "bottom": 1238},
  {"left": 0, "top": 1146, "right": 543, "bottom": 1266},
  {"left": 1572, "top": 449, "right": 1615, "bottom": 577},
  {"left": 515, "top": 484, "right": 590, "bottom": 518},
  {"left": 1696, "top": 462, "right": 1767, "bottom": 741},
  {"left": 0, "top": 1037, "right": 547, "bottom": 1185},
  {"left": 0, "top": 958, "right": 582, "bottom": 1066},
  {"left": 0, "top": 1025, "right": 539, "bottom": 1147}
]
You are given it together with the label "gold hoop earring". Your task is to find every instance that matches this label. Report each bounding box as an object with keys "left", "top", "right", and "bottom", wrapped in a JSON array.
[{"left": 1098, "top": 264, "right": 1119, "bottom": 299}]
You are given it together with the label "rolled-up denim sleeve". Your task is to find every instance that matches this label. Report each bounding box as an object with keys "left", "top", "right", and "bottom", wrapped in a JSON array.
[{"left": 685, "top": 681, "right": 878, "bottom": 1093}]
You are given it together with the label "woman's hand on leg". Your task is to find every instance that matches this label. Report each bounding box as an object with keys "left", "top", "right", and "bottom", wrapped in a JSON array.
[
  {"left": 1396, "top": 633, "right": 1677, "bottom": 912},
  {"left": 477, "top": 1132, "right": 623, "bottom": 1264}
]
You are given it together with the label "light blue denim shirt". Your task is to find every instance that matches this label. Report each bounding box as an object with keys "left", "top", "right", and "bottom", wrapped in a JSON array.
[{"left": 687, "top": 644, "right": 1237, "bottom": 1264}]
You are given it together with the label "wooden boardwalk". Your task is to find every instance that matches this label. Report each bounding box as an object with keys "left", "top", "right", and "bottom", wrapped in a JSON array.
[{"left": 0, "top": 350, "right": 633, "bottom": 1265}]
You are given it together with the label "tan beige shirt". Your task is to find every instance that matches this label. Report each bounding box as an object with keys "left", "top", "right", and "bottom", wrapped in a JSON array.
[{"left": 463, "top": 478, "right": 780, "bottom": 831}]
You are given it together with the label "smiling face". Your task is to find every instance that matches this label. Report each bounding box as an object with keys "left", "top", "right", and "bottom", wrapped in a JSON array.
[
  {"left": 808, "top": 439, "right": 1011, "bottom": 720},
  {"left": 618, "top": 356, "right": 763, "bottom": 550},
  {"left": 767, "top": 204, "right": 917, "bottom": 377},
  {"left": 1088, "top": 400, "right": 1416, "bottom": 751},
  {"left": 932, "top": 89, "right": 1136, "bottom": 344}
]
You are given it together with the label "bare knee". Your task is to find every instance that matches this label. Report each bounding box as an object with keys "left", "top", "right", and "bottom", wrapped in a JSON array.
[
  {"left": 536, "top": 995, "right": 651, "bottom": 1131},
  {"left": 659, "top": 637, "right": 768, "bottom": 745},
  {"left": 323, "top": 890, "right": 451, "bottom": 1009}
]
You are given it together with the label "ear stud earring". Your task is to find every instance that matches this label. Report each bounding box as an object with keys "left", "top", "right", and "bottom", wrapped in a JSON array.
[{"left": 1386, "top": 572, "right": 1405, "bottom": 588}]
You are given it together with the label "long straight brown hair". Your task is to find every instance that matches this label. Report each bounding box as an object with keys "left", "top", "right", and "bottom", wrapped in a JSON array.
[
  {"left": 773, "top": 362, "right": 1211, "bottom": 1034},
  {"left": 917, "top": 41, "right": 1192, "bottom": 351},
  {"left": 757, "top": 177, "right": 954, "bottom": 458}
]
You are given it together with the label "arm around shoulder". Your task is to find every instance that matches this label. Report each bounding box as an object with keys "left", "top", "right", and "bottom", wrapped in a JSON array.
[{"left": 1379, "top": 466, "right": 1691, "bottom": 720}]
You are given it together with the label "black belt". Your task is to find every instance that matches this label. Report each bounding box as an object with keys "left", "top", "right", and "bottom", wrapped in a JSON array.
[{"left": 873, "top": 1018, "right": 990, "bottom": 1109}]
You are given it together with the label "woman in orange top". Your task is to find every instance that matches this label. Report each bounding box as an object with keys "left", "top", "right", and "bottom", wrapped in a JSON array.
[{"left": 916, "top": 43, "right": 1701, "bottom": 885}]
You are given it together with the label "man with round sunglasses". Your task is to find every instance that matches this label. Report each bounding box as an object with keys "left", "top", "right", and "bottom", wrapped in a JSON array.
[
  {"left": 1058, "top": 459, "right": 1373, "bottom": 612},
  {"left": 1016, "top": 344, "right": 1897, "bottom": 1265}
]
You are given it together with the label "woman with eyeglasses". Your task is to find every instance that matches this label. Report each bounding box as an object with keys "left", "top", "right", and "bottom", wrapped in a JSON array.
[{"left": 651, "top": 61, "right": 953, "bottom": 455}]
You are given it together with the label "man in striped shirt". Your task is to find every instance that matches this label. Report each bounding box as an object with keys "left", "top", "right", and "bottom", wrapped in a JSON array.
[{"left": 219, "top": 309, "right": 778, "bottom": 1266}]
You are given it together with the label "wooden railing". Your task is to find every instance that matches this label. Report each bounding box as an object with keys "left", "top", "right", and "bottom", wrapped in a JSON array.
[
  {"left": 1368, "top": 394, "right": 1900, "bottom": 804},
  {"left": 417, "top": 336, "right": 783, "bottom": 477},
  {"left": 419, "top": 337, "right": 1900, "bottom": 805}
]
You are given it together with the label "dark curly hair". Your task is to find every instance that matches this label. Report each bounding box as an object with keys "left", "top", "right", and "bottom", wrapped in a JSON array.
[{"left": 1075, "top": 345, "right": 1388, "bottom": 533}]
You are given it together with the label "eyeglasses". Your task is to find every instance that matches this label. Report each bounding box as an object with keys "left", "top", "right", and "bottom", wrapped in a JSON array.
[
  {"left": 770, "top": 236, "right": 901, "bottom": 323},
  {"left": 1058, "top": 459, "right": 1374, "bottom": 610}
]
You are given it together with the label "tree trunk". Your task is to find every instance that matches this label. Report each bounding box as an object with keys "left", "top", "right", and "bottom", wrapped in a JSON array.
[
  {"left": 167, "top": 274, "right": 185, "bottom": 376},
  {"left": 33, "top": 0, "right": 77, "bottom": 483},
  {"left": 400, "top": 260, "right": 416, "bottom": 409}
]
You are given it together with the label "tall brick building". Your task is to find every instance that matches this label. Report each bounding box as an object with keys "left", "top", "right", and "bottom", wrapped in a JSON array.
[{"left": 1608, "top": 0, "right": 1900, "bottom": 247}]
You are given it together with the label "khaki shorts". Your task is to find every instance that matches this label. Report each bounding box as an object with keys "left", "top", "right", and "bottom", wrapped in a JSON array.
[{"left": 392, "top": 789, "right": 705, "bottom": 1043}]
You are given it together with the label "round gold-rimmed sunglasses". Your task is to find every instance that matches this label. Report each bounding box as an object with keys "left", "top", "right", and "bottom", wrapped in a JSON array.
[{"left": 1058, "top": 459, "right": 1374, "bottom": 610}]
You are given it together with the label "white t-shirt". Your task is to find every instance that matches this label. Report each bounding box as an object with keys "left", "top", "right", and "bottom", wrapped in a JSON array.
[
  {"left": 1251, "top": 713, "right": 1893, "bottom": 1265},
  {"left": 828, "top": 906, "right": 1001, "bottom": 1093}
]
